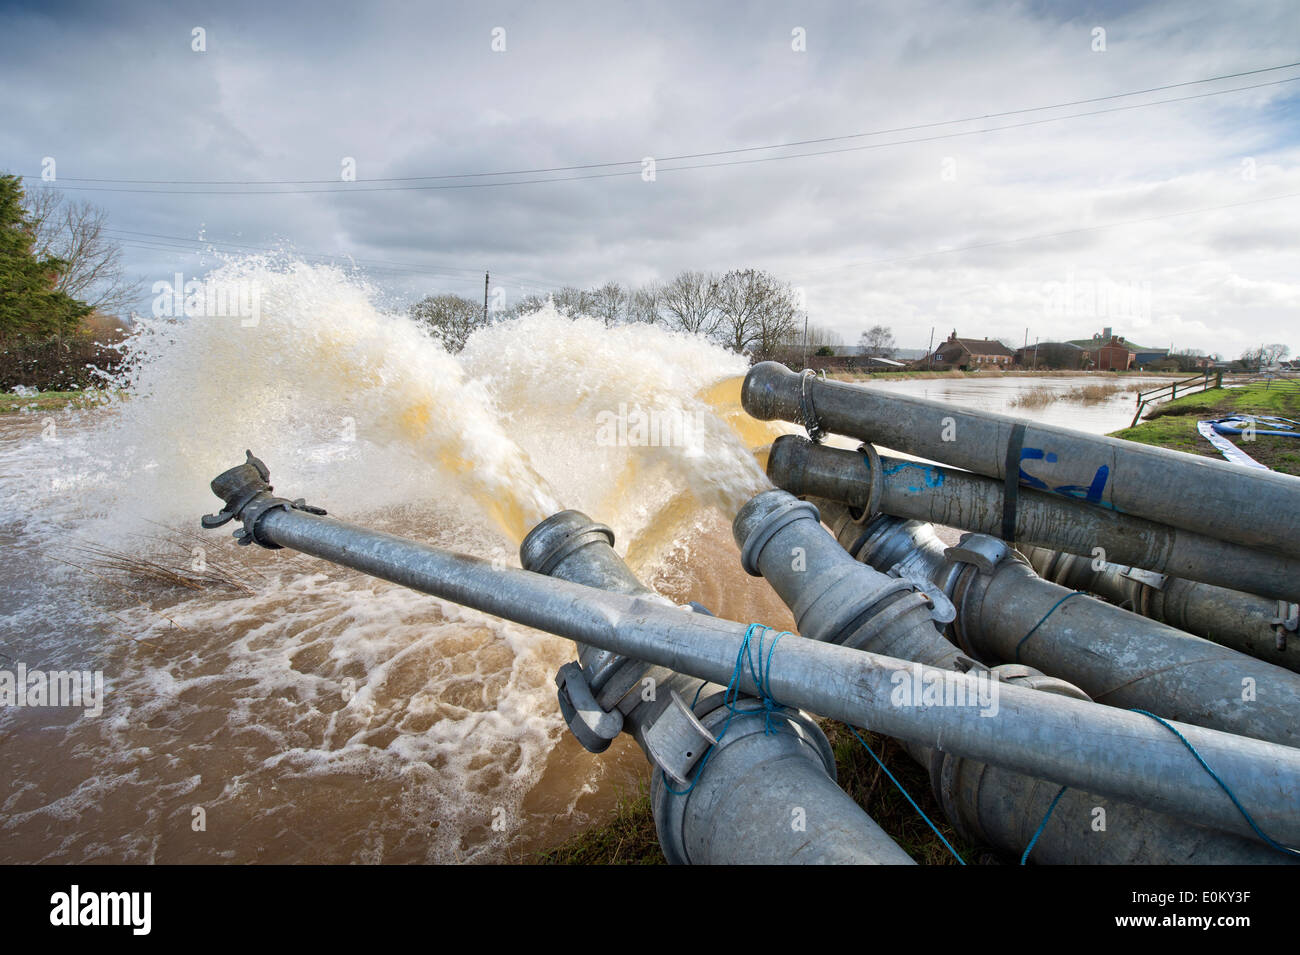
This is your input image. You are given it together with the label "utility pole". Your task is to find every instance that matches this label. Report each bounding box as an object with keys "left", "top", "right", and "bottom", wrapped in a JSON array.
[
  {"left": 484, "top": 271, "right": 490, "bottom": 324},
  {"left": 927, "top": 326, "right": 934, "bottom": 370}
]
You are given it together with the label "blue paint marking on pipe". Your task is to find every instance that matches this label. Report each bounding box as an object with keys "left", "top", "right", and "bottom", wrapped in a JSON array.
[
  {"left": 876, "top": 459, "right": 945, "bottom": 493},
  {"left": 1019, "top": 446, "right": 1113, "bottom": 508}
]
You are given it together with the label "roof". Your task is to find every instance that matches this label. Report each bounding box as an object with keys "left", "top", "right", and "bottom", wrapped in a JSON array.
[
  {"left": 1016, "top": 341, "right": 1083, "bottom": 351},
  {"left": 945, "top": 337, "right": 1015, "bottom": 358},
  {"left": 1067, "top": 337, "right": 1155, "bottom": 351}
]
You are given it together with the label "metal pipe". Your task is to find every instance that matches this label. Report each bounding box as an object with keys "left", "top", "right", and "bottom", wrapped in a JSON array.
[
  {"left": 733, "top": 490, "right": 967, "bottom": 670},
  {"left": 738, "top": 495, "right": 1297, "bottom": 864},
  {"left": 742, "top": 360, "right": 1300, "bottom": 557},
  {"left": 767, "top": 434, "right": 1300, "bottom": 603},
  {"left": 929, "top": 751, "right": 1295, "bottom": 865},
  {"left": 811, "top": 502, "right": 1300, "bottom": 751},
  {"left": 1022, "top": 545, "right": 1300, "bottom": 673},
  {"left": 519, "top": 509, "right": 914, "bottom": 865},
  {"left": 768, "top": 434, "right": 1300, "bottom": 672},
  {"left": 200, "top": 457, "right": 1300, "bottom": 849}
]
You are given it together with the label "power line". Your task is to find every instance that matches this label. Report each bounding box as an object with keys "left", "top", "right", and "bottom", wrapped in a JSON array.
[
  {"left": 20, "top": 74, "right": 1300, "bottom": 197},
  {"left": 28, "top": 60, "right": 1300, "bottom": 187}
]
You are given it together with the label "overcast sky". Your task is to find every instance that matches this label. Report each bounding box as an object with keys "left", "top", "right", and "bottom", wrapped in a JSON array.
[{"left": 2, "top": 0, "right": 1297, "bottom": 355}]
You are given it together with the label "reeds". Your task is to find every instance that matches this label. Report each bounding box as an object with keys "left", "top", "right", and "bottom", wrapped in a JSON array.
[{"left": 1010, "top": 386, "right": 1056, "bottom": 408}]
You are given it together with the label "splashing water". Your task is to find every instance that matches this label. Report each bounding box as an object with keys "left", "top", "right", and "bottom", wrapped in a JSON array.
[
  {"left": 0, "top": 259, "right": 790, "bottom": 864},
  {"left": 99, "top": 259, "right": 564, "bottom": 542}
]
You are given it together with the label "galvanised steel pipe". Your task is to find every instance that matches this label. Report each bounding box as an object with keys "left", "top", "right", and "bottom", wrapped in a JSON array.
[
  {"left": 732, "top": 489, "right": 968, "bottom": 671},
  {"left": 929, "top": 751, "right": 1296, "bottom": 865},
  {"left": 738, "top": 493, "right": 1297, "bottom": 865},
  {"left": 200, "top": 458, "right": 1300, "bottom": 848},
  {"left": 520, "top": 509, "right": 914, "bottom": 865},
  {"left": 1022, "top": 545, "right": 1300, "bottom": 674},
  {"left": 767, "top": 434, "right": 1300, "bottom": 604},
  {"left": 812, "top": 502, "right": 1300, "bottom": 751},
  {"left": 743, "top": 361, "right": 1300, "bottom": 557}
]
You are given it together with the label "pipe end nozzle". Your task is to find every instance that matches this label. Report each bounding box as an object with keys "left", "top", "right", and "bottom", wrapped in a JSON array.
[
  {"left": 733, "top": 488, "right": 820, "bottom": 576},
  {"left": 201, "top": 450, "right": 275, "bottom": 531},
  {"left": 210, "top": 450, "right": 272, "bottom": 504},
  {"left": 519, "top": 510, "right": 614, "bottom": 576},
  {"left": 766, "top": 433, "right": 814, "bottom": 488},
  {"left": 741, "top": 361, "right": 796, "bottom": 421}
]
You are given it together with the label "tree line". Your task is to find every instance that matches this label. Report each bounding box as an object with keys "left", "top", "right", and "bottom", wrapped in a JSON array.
[
  {"left": 1, "top": 174, "right": 141, "bottom": 342},
  {"left": 409, "top": 269, "right": 843, "bottom": 358}
]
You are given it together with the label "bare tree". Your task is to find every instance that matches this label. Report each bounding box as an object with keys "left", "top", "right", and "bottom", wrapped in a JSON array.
[
  {"left": 750, "top": 282, "right": 801, "bottom": 363},
  {"left": 801, "top": 324, "right": 844, "bottom": 350},
  {"left": 550, "top": 286, "right": 596, "bottom": 319},
  {"left": 503, "top": 293, "right": 548, "bottom": 319},
  {"left": 661, "top": 270, "right": 721, "bottom": 336},
  {"left": 859, "top": 324, "right": 896, "bottom": 357},
  {"left": 713, "top": 269, "right": 768, "bottom": 352},
  {"left": 1262, "top": 343, "right": 1291, "bottom": 366},
  {"left": 22, "top": 186, "right": 143, "bottom": 316},
  {"left": 409, "top": 294, "right": 484, "bottom": 352},
  {"left": 627, "top": 283, "right": 664, "bottom": 325},
  {"left": 590, "top": 281, "right": 628, "bottom": 327}
]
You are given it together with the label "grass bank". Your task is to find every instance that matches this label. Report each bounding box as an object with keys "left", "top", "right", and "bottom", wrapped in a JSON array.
[
  {"left": 1109, "top": 381, "right": 1300, "bottom": 476},
  {"left": 0, "top": 389, "right": 119, "bottom": 414},
  {"left": 533, "top": 721, "right": 990, "bottom": 865}
]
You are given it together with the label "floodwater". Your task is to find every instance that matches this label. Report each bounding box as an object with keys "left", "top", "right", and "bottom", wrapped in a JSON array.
[
  {"left": 0, "top": 261, "right": 1170, "bottom": 863},
  {"left": 857, "top": 374, "right": 1171, "bottom": 437}
]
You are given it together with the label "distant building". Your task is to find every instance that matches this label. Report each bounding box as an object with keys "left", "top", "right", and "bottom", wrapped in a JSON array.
[
  {"left": 1090, "top": 335, "right": 1135, "bottom": 371},
  {"left": 1132, "top": 348, "right": 1170, "bottom": 367},
  {"left": 930, "top": 331, "right": 1016, "bottom": 369},
  {"left": 1015, "top": 341, "right": 1087, "bottom": 370}
]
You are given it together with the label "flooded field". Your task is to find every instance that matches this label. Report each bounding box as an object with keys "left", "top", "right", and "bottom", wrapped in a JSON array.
[{"left": 859, "top": 373, "right": 1171, "bottom": 437}]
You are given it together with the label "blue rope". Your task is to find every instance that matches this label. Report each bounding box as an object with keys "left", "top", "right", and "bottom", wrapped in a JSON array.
[
  {"left": 662, "top": 623, "right": 790, "bottom": 796},
  {"left": 1014, "top": 591, "right": 1086, "bottom": 662},
  {"left": 847, "top": 725, "right": 966, "bottom": 865},
  {"left": 1020, "top": 785, "right": 1068, "bottom": 864},
  {"left": 670, "top": 624, "right": 966, "bottom": 865},
  {"left": 1130, "top": 708, "right": 1299, "bottom": 857},
  {"left": 1018, "top": 709, "right": 1300, "bottom": 864}
]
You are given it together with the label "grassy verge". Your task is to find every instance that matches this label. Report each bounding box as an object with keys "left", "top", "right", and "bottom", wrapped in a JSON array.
[
  {"left": 533, "top": 721, "right": 989, "bottom": 865},
  {"left": 0, "top": 389, "right": 120, "bottom": 414},
  {"left": 532, "top": 784, "right": 662, "bottom": 865},
  {"left": 1110, "top": 381, "right": 1300, "bottom": 476}
]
